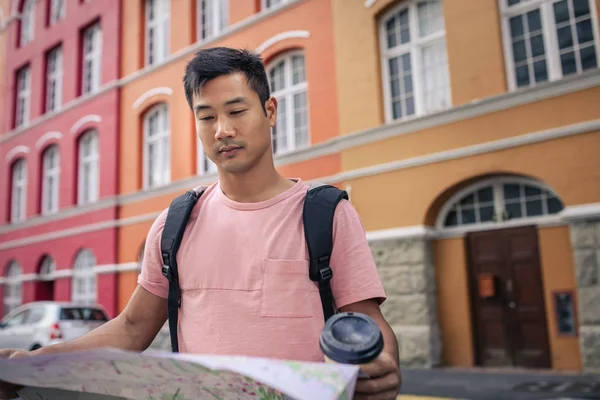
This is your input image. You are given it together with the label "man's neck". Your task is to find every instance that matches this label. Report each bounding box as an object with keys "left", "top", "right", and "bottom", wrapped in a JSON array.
[{"left": 218, "top": 163, "right": 295, "bottom": 203}]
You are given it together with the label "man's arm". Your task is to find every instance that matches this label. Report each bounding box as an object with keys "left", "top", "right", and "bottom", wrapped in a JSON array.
[{"left": 31, "top": 285, "right": 167, "bottom": 356}]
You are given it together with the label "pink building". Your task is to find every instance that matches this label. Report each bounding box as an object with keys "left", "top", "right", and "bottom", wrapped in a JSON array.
[{"left": 0, "top": 0, "right": 121, "bottom": 319}]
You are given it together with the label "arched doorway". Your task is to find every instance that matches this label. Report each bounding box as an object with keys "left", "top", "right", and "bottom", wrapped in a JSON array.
[
  {"left": 35, "top": 256, "right": 56, "bottom": 301},
  {"left": 436, "top": 176, "right": 564, "bottom": 369}
]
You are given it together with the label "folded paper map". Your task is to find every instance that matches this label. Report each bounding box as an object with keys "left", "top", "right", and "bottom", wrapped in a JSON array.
[{"left": 0, "top": 348, "right": 359, "bottom": 400}]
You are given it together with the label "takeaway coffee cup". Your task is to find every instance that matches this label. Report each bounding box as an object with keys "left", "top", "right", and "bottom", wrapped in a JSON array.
[{"left": 320, "top": 312, "right": 384, "bottom": 377}]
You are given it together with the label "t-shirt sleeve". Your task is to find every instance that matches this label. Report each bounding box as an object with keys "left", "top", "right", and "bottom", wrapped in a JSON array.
[
  {"left": 137, "top": 209, "right": 169, "bottom": 299},
  {"left": 329, "top": 199, "right": 387, "bottom": 309}
]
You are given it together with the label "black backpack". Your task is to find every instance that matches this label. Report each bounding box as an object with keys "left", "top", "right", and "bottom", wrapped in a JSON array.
[{"left": 159, "top": 182, "right": 348, "bottom": 353}]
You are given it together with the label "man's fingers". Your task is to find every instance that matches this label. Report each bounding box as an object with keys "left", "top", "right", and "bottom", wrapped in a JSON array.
[
  {"left": 354, "top": 371, "right": 400, "bottom": 395},
  {"left": 358, "top": 353, "right": 397, "bottom": 378}
]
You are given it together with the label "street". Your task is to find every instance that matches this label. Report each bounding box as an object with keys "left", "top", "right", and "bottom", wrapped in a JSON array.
[{"left": 398, "top": 368, "right": 600, "bottom": 400}]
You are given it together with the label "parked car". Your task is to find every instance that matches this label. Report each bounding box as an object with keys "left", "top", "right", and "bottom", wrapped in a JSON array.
[{"left": 0, "top": 301, "right": 110, "bottom": 351}]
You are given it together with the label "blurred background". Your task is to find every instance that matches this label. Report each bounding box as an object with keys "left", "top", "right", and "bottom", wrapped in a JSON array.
[{"left": 0, "top": 0, "right": 599, "bottom": 397}]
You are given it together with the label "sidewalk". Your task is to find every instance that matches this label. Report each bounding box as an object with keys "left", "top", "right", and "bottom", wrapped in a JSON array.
[{"left": 398, "top": 367, "right": 600, "bottom": 400}]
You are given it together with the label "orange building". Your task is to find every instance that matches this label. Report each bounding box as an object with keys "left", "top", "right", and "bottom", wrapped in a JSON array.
[{"left": 114, "top": 0, "right": 600, "bottom": 373}]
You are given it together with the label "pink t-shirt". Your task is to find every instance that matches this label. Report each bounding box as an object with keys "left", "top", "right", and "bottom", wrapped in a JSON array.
[{"left": 138, "top": 179, "right": 386, "bottom": 362}]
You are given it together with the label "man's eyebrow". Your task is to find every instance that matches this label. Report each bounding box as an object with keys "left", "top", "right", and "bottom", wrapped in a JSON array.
[{"left": 193, "top": 97, "right": 250, "bottom": 113}]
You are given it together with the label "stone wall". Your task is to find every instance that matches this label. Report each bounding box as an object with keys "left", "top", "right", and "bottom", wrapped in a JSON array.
[
  {"left": 569, "top": 219, "right": 600, "bottom": 373},
  {"left": 370, "top": 236, "right": 442, "bottom": 368}
]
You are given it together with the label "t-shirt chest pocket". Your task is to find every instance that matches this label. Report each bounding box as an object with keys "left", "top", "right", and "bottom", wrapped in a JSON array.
[{"left": 259, "top": 259, "right": 315, "bottom": 318}]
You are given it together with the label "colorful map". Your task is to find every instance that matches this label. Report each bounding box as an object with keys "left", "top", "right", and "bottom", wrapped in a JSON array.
[{"left": 0, "top": 348, "right": 359, "bottom": 400}]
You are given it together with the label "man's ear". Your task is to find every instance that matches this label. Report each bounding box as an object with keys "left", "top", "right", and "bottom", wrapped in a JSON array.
[{"left": 265, "top": 97, "right": 278, "bottom": 127}]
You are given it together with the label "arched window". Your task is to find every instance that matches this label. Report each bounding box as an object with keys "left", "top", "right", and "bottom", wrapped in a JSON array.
[
  {"left": 437, "top": 177, "right": 564, "bottom": 229},
  {"left": 267, "top": 51, "right": 309, "bottom": 155},
  {"left": 3, "top": 261, "right": 22, "bottom": 315},
  {"left": 143, "top": 103, "right": 170, "bottom": 189},
  {"left": 197, "top": 0, "right": 227, "bottom": 41},
  {"left": 72, "top": 249, "right": 97, "bottom": 305},
  {"left": 19, "top": 0, "right": 35, "bottom": 47},
  {"left": 379, "top": 0, "right": 451, "bottom": 122},
  {"left": 10, "top": 158, "right": 27, "bottom": 223},
  {"left": 78, "top": 129, "right": 99, "bottom": 205},
  {"left": 41, "top": 145, "right": 60, "bottom": 215},
  {"left": 38, "top": 256, "right": 56, "bottom": 281}
]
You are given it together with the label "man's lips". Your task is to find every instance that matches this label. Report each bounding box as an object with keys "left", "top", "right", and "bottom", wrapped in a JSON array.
[{"left": 219, "top": 146, "right": 242, "bottom": 154}]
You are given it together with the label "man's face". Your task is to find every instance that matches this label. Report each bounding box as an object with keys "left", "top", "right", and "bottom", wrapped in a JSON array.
[{"left": 192, "top": 72, "right": 277, "bottom": 175}]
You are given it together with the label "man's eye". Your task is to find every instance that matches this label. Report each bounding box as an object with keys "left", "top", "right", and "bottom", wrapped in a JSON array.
[
  {"left": 199, "top": 116, "right": 214, "bottom": 121},
  {"left": 231, "top": 110, "right": 247, "bottom": 115}
]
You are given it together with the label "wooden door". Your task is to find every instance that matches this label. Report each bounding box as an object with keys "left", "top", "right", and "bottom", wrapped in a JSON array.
[{"left": 466, "top": 226, "right": 551, "bottom": 368}]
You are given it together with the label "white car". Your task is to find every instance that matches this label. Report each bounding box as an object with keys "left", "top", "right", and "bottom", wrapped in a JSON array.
[{"left": 0, "top": 301, "right": 109, "bottom": 351}]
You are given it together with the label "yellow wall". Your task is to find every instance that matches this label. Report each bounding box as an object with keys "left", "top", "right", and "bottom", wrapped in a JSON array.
[
  {"left": 538, "top": 225, "right": 582, "bottom": 371},
  {"left": 434, "top": 237, "right": 474, "bottom": 367},
  {"left": 435, "top": 225, "right": 582, "bottom": 371},
  {"left": 344, "top": 130, "right": 600, "bottom": 231}
]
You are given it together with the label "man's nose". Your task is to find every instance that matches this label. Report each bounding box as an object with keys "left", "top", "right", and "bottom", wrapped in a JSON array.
[{"left": 214, "top": 117, "right": 236, "bottom": 140}]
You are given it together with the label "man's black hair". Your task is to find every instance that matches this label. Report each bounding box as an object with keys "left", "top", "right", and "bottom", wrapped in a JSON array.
[{"left": 183, "top": 47, "right": 271, "bottom": 113}]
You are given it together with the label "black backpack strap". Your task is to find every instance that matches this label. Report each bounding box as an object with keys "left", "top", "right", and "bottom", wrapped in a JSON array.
[
  {"left": 160, "top": 186, "right": 206, "bottom": 353},
  {"left": 303, "top": 182, "right": 349, "bottom": 322}
]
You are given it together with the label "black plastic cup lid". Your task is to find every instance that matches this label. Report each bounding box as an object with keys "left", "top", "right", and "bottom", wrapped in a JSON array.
[{"left": 319, "top": 312, "right": 384, "bottom": 365}]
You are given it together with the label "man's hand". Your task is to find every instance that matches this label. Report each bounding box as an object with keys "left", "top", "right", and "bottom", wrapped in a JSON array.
[
  {"left": 0, "top": 348, "right": 32, "bottom": 400},
  {"left": 353, "top": 351, "right": 401, "bottom": 400}
]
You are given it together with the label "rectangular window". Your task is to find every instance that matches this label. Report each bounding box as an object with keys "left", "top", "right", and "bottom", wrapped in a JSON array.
[
  {"left": 49, "top": 0, "right": 66, "bottom": 25},
  {"left": 197, "top": 0, "right": 228, "bottom": 41},
  {"left": 20, "top": 0, "right": 35, "bottom": 46},
  {"left": 15, "top": 65, "right": 31, "bottom": 128},
  {"left": 81, "top": 22, "right": 102, "bottom": 95},
  {"left": 380, "top": 0, "right": 451, "bottom": 122},
  {"left": 42, "top": 146, "right": 60, "bottom": 215},
  {"left": 197, "top": 142, "right": 217, "bottom": 175},
  {"left": 11, "top": 159, "right": 27, "bottom": 223},
  {"left": 144, "top": 104, "right": 170, "bottom": 188},
  {"left": 78, "top": 131, "right": 99, "bottom": 205},
  {"left": 46, "top": 46, "right": 63, "bottom": 113},
  {"left": 501, "top": 0, "right": 599, "bottom": 90},
  {"left": 145, "top": 0, "right": 170, "bottom": 66}
]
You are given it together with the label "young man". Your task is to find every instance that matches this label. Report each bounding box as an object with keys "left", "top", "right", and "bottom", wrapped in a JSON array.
[{"left": 0, "top": 47, "right": 401, "bottom": 400}]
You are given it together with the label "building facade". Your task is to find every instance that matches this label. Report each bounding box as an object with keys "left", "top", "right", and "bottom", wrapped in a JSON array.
[
  {"left": 1, "top": 0, "right": 599, "bottom": 374},
  {"left": 329, "top": 0, "right": 600, "bottom": 373},
  {"left": 0, "top": 0, "right": 122, "bottom": 319}
]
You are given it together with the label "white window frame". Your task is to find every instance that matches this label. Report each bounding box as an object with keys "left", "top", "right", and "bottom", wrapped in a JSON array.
[
  {"left": 436, "top": 176, "right": 564, "bottom": 234},
  {"left": 39, "top": 256, "right": 56, "bottom": 281},
  {"left": 267, "top": 50, "right": 310, "bottom": 155},
  {"left": 3, "top": 261, "right": 22, "bottom": 315},
  {"left": 500, "top": 0, "right": 600, "bottom": 91},
  {"left": 145, "top": 0, "right": 170, "bottom": 66},
  {"left": 15, "top": 65, "right": 31, "bottom": 128},
  {"left": 197, "top": 140, "right": 217, "bottom": 175},
  {"left": 197, "top": 0, "right": 227, "bottom": 41},
  {"left": 143, "top": 103, "right": 171, "bottom": 189},
  {"left": 19, "top": 0, "right": 35, "bottom": 46},
  {"left": 379, "top": 0, "right": 452, "bottom": 123},
  {"left": 49, "top": 0, "right": 66, "bottom": 25},
  {"left": 81, "top": 22, "right": 102, "bottom": 95},
  {"left": 10, "top": 158, "right": 27, "bottom": 224},
  {"left": 46, "top": 46, "right": 63, "bottom": 113},
  {"left": 71, "top": 249, "right": 96, "bottom": 305},
  {"left": 77, "top": 130, "right": 99, "bottom": 205},
  {"left": 262, "top": 0, "right": 287, "bottom": 10},
  {"left": 41, "top": 145, "right": 60, "bottom": 215}
]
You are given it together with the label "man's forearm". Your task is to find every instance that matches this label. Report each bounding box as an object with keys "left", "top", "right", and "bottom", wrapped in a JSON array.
[
  {"left": 31, "top": 315, "right": 153, "bottom": 356},
  {"left": 377, "top": 318, "right": 400, "bottom": 368}
]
